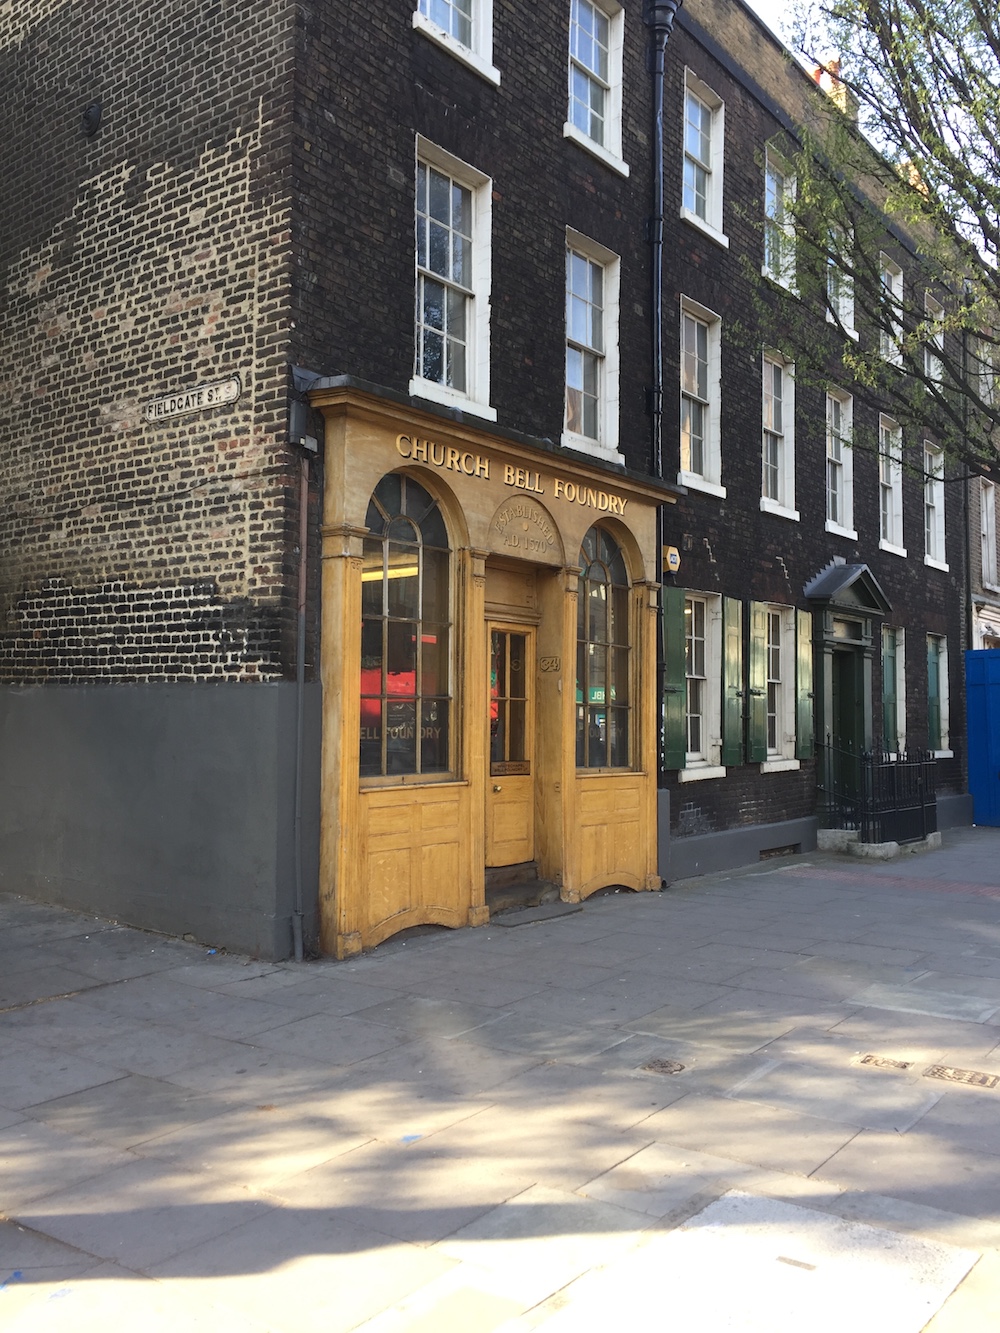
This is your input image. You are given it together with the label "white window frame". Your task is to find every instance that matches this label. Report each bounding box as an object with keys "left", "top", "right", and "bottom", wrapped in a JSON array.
[
  {"left": 924, "top": 292, "right": 944, "bottom": 385},
  {"left": 923, "top": 442, "right": 948, "bottom": 570},
  {"left": 679, "top": 592, "right": 725, "bottom": 781},
  {"left": 760, "top": 351, "right": 798, "bottom": 521},
  {"left": 564, "top": 0, "right": 628, "bottom": 177},
  {"left": 678, "top": 296, "right": 724, "bottom": 497},
  {"left": 878, "top": 413, "right": 906, "bottom": 556},
  {"left": 826, "top": 224, "right": 856, "bottom": 338},
  {"left": 971, "top": 334, "right": 996, "bottom": 407},
  {"left": 680, "top": 69, "right": 728, "bottom": 249},
  {"left": 879, "top": 253, "right": 903, "bottom": 365},
  {"left": 825, "top": 388, "right": 856, "bottom": 538},
  {"left": 413, "top": 0, "right": 500, "bottom": 85},
  {"left": 982, "top": 478, "right": 999, "bottom": 590},
  {"left": 882, "top": 625, "right": 907, "bottom": 754},
  {"left": 760, "top": 603, "right": 799, "bottom": 773},
  {"left": 927, "top": 633, "right": 952, "bottom": 757},
  {"left": 763, "top": 146, "right": 796, "bottom": 291},
  {"left": 410, "top": 138, "right": 496, "bottom": 421},
  {"left": 563, "top": 228, "right": 621, "bottom": 461}
]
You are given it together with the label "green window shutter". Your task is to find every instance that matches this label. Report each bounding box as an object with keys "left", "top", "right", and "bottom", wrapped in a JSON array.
[
  {"left": 927, "top": 636, "right": 941, "bottom": 751},
  {"left": 748, "top": 601, "right": 768, "bottom": 763},
  {"left": 881, "top": 626, "right": 897, "bottom": 752},
  {"left": 662, "top": 585, "right": 687, "bottom": 770},
  {"left": 795, "top": 609, "right": 814, "bottom": 759},
  {"left": 721, "top": 597, "right": 744, "bottom": 766}
]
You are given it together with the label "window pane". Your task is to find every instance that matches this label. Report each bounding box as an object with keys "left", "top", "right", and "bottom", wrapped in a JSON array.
[
  {"left": 360, "top": 697, "right": 383, "bottom": 776},
  {"left": 361, "top": 618, "right": 383, "bottom": 690},
  {"left": 508, "top": 700, "right": 527, "bottom": 761},
  {"left": 387, "top": 545, "right": 420, "bottom": 619},
  {"left": 421, "top": 699, "right": 449, "bottom": 772},
  {"left": 421, "top": 624, "right": 448, "bottom": 697},
  {"left": 361, "top": 540, "right": 384, "bottom": 616},
  {"left": 609, "top": 707, "right": 629, "bottom": 767},
  {"left": 387, "top": 620, "right": 417, "bottom": 686},
  {"left": 385, "top": 700, "right": 417, "bottom": 774},
  {"left": 421, "top": 547, "right": 449, "bottom": 622}
]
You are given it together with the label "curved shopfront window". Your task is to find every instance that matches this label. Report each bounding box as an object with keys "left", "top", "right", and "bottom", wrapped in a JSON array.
[
  {"left": 576, "top": 526, "right": 630, "bottom": 767},
  {"left": 360, "top": 474, "right": 451, "bottom": 777}
]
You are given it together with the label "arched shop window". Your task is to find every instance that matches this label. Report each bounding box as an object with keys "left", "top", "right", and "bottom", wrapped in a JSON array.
[
  {"left": 360, "top": 474, "right": 451, "bottom": 777},
  {"left": 577, "top": 526, "right": 631, "bottom": 767}
]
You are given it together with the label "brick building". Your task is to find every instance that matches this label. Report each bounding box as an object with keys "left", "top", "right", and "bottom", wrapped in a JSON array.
[
  {"left": 656, "top": 0, "right": 971, "bottom": 877},
  {"left": 1, "top": 0, "right": 971, "bottom": 958},
  {"left": 2, "top": 0, "right": 684, "bottom": 957}
]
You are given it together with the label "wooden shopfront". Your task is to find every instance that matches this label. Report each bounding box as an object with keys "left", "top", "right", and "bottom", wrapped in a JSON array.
[{"left": 310, "top": 384, "right": 677, "bottom": 958}]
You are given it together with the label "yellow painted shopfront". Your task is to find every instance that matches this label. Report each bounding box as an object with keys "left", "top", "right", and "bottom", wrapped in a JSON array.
[{"left": 310, "top": 383, "right": 677, "bottom": 958}]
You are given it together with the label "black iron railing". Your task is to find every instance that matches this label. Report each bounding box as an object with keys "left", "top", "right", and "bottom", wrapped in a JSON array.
[{"left": 816, "top": 741, "right": 937, "bottom": 844}]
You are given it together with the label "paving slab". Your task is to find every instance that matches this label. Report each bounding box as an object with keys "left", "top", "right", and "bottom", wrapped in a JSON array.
[
  {"left": 826, "top": 1007, "right": 1000, "bottom": 1065},
  {"left": 31, "top": 1072, "right": 231, "bottom": 1149},
  {"left": 0, "top": 1119, "right": 137, "bottom": 1211},
  {"left": 637, "top": 1091, "right": 860, "bottom": 1175},
  {"left": 725, "top": 1057, "right": 943, "bottom": 1132},
  {"left": 506, "top": 1191, "right": 979, "bottom": 1333},
  {"left": 347, "top": 996, "right": 512, "bottom": 1039},
  {"left": 814, "top": 1130, "right": 1000, "bottom": 1222},
  {"left": 14, "top": 1158, "right": 277, "bottom": 1270},
  {"left": 148, "top": 1207, "right": 458, "bottom": 1333},
  {"left": 436, "top": 1184, "right": 650, "bottom": 1308},
  {"left": 847, "top": 984, "right": 1000, "bottom": 1023},
  {"left": 0, "top": 1041, "right": 121, "bottom": 1113}
]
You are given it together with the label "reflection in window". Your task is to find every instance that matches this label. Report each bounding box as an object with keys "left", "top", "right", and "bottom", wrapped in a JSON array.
[
  {"left": 360, "top": 475, "right": 451, "bottom": 777},
  {"left": 576, "top": 526, "right": 630, "bottom": 767}
]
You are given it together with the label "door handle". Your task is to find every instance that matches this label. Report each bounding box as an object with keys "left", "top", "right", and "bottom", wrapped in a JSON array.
[{"left": 493, "top": 784, "right": 502, "bottom": 792}]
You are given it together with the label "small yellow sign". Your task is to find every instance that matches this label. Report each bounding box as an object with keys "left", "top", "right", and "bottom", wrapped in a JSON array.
[{"left": 663, "top": 545, "right": 681, "bottom": 574}]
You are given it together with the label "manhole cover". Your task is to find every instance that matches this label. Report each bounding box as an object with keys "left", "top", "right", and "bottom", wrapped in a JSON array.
[
  {"left": 641, "top": 1058, "right": 685, "bottom": 1075},
  {"left": 924, "top": 1064, "right": 1000, "bottom": 1089},
  {"left": 858, "top": 1053, "right": 913, "bottom": 1071}
]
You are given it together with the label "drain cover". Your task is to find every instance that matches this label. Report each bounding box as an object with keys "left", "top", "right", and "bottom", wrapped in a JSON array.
[
  {"left": 858, "top": 1053, "right": 913, "bottom": 1071},
  {"left": 641, "top": 1058, "right": 685, "bottom": 1075},
  {"left": 925, "top": 1064, "right": 1000, "bottom": 1089}
]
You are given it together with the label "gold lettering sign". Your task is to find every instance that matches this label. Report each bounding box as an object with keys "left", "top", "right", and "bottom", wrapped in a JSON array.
[
  {"left": 491, "top": 761, "right": 530, "bottom": 775},
  {"left": 395, "top": 434, "right": 627, "bottom": 516}
]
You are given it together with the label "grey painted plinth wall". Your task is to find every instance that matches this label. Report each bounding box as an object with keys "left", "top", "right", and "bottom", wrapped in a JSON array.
[
  {"left": 0, "top": 683, "right": 321, "bottom": 960},
  {"left": 658, "top": 788, "right": 973, "bottom": 883}
]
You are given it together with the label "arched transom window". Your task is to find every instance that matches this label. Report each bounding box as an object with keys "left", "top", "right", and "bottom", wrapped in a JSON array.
[
  {"left": 360, "top": 474, "right": 451, "bottom": 777},
  {"left": 576, "top": 525, "right": 631, "bottom": 768}
]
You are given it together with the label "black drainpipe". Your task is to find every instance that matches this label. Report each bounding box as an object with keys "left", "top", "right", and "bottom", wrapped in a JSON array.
[{"left": 645, "top": 0, "right": 683, "bottom": 784}]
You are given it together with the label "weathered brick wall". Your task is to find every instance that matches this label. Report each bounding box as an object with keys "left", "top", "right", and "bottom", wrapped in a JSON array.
[
  {"left": 0, "top": 0, "right": 297, "bottom": 683},
  {"left": 288, "top": 0, "right": 659, "bottom": 474},
  {"left": 660, "top": 9, "right": 967, "bottom": 833}
]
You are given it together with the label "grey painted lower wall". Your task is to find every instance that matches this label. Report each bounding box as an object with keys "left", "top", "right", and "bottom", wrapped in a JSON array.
[
  {"left": 658, "top": 790, "right": 818, "bottom": 882},
  {"left": 658, "top": 788, "right": 973, "bottom": 883},
  {"left": 937, "top": 791, "right": 974, "bottom": 830},
  {"left": 0, "top": 682, "right": 321, "bottom": 960}
]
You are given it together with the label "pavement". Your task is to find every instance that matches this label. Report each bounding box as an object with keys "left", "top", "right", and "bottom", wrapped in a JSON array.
[{"left": 4, "top": 828, "right": 1000, "bottom": 1331}]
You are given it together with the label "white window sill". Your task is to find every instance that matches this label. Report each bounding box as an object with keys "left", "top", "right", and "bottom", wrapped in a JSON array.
[
  {"left": 879, "top": 538, "right": 908, "bottom": 558},
  {"left": 933, "top": 749, "right": 954, "bottom": 759},
  {"left": 678, "top": 470, "right": 726, "bottom": 499},
  {"left": 678, "top": 764, "right": 727, "bottom": 783},
  {"left": 826, "top": 310, "right": 859, "bottom": 340},
  {"left": 759, "top": 497, "right": 800, "bottom": 522},
  {"left": 679, "top": 207, "right": 730, "bottom": 250},
  {"left": 924, "top": 555, "right": 950, "bottom": 572},
  {"left": 761, "top": 264, "right": 797, "bottom": 296},
  {"left": 983, "top": 580, "right": 1000, "bottom": 594},
  {"left": 825, "top": 520, "right": 858, "bottom": 540},
  {"left": 562, "top": 122, "right": 630, "bottom": 178},
  {"left": 760, "top": 758, "right": 800, "bottom": 774},
  {"left": 412, "top": 12, "right": 501, "bottom": 85},
  {"left": 560, "top": 428, "right": 624, "bottom": 464},
  {"left": 409, "top": 377, "right": 497, "bottom": 422}
]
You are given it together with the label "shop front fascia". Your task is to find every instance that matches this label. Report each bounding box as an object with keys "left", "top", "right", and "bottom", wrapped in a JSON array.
[{"left": 309, "top": 382, "right": 679, "bottom": 958}]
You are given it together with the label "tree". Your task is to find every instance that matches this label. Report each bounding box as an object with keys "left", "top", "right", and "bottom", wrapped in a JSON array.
[{"left": 751, "top": 0, "right": 1000, "bottom": 473}]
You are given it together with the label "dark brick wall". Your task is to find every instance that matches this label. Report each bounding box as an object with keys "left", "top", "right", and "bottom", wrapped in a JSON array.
[
  {"left": 289, "top": 0, "right": 659, "bottom": 473},
  {"left": 0, "top": 0, "right": 299, "bottom": 683}
]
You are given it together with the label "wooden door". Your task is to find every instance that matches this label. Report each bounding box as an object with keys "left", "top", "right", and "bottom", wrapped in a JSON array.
[{"left": 486, "top": 625, "right": 535, "bottom": 866}]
